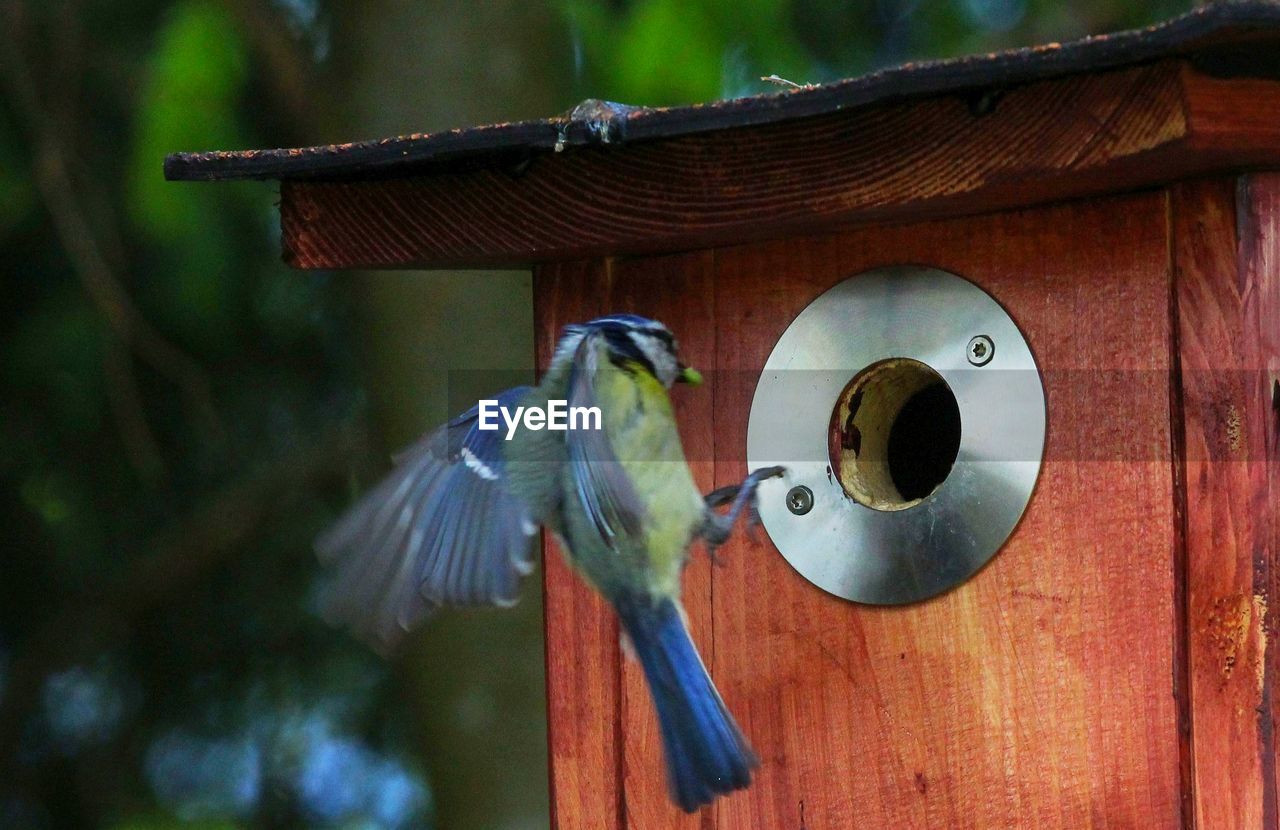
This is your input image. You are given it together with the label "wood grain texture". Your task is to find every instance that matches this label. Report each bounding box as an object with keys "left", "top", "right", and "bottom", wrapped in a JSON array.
[
  {"left": 533, "top": 180, "right": 1280, "bottom": 826},
  {"left": 704, "top": 192, "right": 1181, "bottom": 828},
  {"left": 1182, "top": 67, "right": 1280, "bottom": 162},
  {"left": 1249, "top": 172, "right": 1280, "bottom": 830},
  {"left": 1172, "top": 175, "right": 1280, "bottom": 829},
  {"left": 279, "top": 62, "right": 1280, "bottom": 269}
]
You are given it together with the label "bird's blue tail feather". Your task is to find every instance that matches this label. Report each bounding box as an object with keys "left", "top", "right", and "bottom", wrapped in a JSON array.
[{"left": 615, "top": 594, "right": 757, "bottom": 812}]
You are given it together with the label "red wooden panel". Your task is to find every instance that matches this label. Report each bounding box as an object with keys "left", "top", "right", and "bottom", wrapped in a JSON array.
[
  {"left": 1252, "top": 171, "right": 1280, "bottom": 830},
  {"left": 1172, "top": 175, "right": 1280, "bottom": 828},
  {"left": 710, "top": 192, "right": 1181, "bottom": 828}
]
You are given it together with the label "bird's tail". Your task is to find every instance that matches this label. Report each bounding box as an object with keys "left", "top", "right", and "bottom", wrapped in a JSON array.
[{"left": 614, "top": 594, "right": 758, "bottom": 812}]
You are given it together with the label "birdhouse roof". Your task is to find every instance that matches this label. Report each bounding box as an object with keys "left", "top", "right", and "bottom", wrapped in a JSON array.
[
  {"left": 163, "top": 3, "right": 1280, "bottom": 268},
  {"left": 165, "top": 3, "right": 1280, "bottom": 183}
]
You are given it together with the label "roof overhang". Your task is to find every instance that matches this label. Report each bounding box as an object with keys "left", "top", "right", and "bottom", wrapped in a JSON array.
[{"left": 164, "top": 3, "right": 1280, "bottom": 268}]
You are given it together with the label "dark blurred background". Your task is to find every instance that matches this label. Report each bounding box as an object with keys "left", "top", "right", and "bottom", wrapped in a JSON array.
[{"left": 0, "top": 1, "right": 1190, "bottom": 827}]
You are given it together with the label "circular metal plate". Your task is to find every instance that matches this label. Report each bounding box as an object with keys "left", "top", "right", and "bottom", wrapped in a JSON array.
[{"left": 747, "top": 267, "right": 1045, "bottom": 604}]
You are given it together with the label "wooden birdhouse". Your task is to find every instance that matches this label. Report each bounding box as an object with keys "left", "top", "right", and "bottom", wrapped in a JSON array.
[{"left": 167, "top": 4, "right": 1280, "bottom": 827}]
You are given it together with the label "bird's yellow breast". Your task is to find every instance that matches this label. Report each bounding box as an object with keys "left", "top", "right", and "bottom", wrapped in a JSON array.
[{"left": 596, "top": 359, "right": 705, "bottom": 595}]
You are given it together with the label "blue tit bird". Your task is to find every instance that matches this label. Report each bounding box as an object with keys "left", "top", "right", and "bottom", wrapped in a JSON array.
[{"left": 316, "top": 314, "right": 784, "bottom": 812}]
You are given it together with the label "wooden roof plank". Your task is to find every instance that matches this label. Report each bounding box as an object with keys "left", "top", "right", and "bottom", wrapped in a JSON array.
[{"left": 276, "top": 61, "right": 1280, "bottom": 269}]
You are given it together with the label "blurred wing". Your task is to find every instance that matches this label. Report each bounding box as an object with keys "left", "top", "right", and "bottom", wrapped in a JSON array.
[
  {"left": 566, "top": 332, "right": 647, "bottom": 547},
  {"left": 316, "top": 386, "right": 540, "bottom": 653}
]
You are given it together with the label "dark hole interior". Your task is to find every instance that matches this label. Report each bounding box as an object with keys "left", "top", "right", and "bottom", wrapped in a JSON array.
[{"left": 887, "top": 382, "right": 962, "bottom": 501}]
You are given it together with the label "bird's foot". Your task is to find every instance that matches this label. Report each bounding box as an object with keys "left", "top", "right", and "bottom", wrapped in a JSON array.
[
  {"left": 701, "top": 519, "right": 731, "bottom": 564},
  {"left": 699, "top": 466, "right": 785, "bottom": 560},
  {"left": 703, "top": 483, "right": 739, "bottom": 510}
]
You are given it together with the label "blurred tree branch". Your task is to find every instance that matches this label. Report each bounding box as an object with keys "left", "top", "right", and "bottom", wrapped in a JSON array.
[
  {"left": 103, "top": 339, "right": 168, "bottom": 486},
  {"left": 0, "top": 5, "right": 227, "bottom": 470},
  {"left": 220, "top": 0, "right": 322, "bottom": 130},
  {"left": 0, "top": 425, "right": 365, "bottom": 784}
]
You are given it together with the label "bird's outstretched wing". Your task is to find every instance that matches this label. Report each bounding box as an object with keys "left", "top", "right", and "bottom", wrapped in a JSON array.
[
  {"left": 316, "top": 386, "right": 539, "bottom": 653},
  {"left": 565, "top": 332, "right": 647, "bottom": 546}
]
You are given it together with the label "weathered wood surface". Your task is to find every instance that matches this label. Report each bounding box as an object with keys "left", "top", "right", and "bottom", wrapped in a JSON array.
[
  {"left": 540, "top": 190, "right": 1187, "bottom": 827},
  {"left": 1172, "top": 175, "right": 1280, "bottom": 829},
  {"left": 280, "top": 62, "right": 1280, "bottom": 269},
  {"left": 710, "top": 193, "right": 1181, "bottom": 829},
  {"left": 1255, "top": 172, "right": 1280, "bottom": 830}
]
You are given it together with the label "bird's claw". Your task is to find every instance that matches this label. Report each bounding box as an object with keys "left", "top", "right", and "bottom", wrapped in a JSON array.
[
  {"left": 703, "top": 483, "right": 739, "bottom": 510},
  {"left": 750, "top": 465, "right": 787, "bottom": 483},
  {"left": 740, "top": 467, "right": 782, "bottom": 544},
  {"left": 698, "top": 466, "right": 786, "bottom": 556}
]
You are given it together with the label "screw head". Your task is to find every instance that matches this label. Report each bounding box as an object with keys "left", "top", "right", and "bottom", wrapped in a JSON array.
[
  {"left": 786, "top": 485, "right": 814, "bottom": 516},
  {"left": 967, "top": 334, "right": 994, "bottom": 366}
]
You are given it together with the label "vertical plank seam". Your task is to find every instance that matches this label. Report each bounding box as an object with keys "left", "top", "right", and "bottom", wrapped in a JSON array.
[
  {"left": 533, "top": 264, "right": 562, "bottom": 830},
  {"left": 1238, "top": 174, "right": 1279, "bottom": 830},
  {"left": 1263, "top": 172, "right": 1280, "bottom": 830},
  {"left": 616, "top": 647, "right": 627, "bottom": 830},
  {"left": 704, "top": 247, "right": 719, "bottom": 830},
  {"left": 1166, "top": 185, "right": 1196, "bottom": 830},
  {"left": 1262, "top": 172, "right": 1280, "bottom": 830}
]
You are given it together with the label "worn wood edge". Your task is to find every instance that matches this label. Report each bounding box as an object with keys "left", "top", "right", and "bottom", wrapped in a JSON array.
[
  {"left": 1241, "top": 172, "right": 1280, "bottom": 830},
  {"left": 705, "top": 195, "right": 1185, "bottom": 827},
  {"left": 535, "top": 271, "right": 560, "bottom": 830},
  {"left": 536, "top": 270, "right": 567, "bottom": 830},
  {"left": 1182, "top": 65, "right": 1280, "bottom": 162},
  {"left": 277, "top": 61, "right": 1280, "bottom": 270},
  {"left": 1165, "top": 186, "right": 1196, "bottom": 830},
  {"left": 540, "top": 528, "right": 562, "bottom": 830},
  {"left": 1171, "top": 175, "right": 1279, "bottom": 829}
]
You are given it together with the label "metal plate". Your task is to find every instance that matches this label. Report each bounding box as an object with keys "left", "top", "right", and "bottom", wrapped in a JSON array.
[{"left": 747, "top": 267, "right": 1045, "bottom": 604}]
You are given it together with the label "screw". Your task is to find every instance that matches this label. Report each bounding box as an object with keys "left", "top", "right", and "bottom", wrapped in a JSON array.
[
  {"left": 786, "top": 485, "right": 813, "bottom": 516},
  {"left": 967, "top": 334, "right": 994, "bottom": 366}
]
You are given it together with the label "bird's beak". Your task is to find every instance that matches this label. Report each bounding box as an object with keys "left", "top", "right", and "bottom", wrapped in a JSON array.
[{"left": 677, "top": 365, "right": 703, "bottom": 386}]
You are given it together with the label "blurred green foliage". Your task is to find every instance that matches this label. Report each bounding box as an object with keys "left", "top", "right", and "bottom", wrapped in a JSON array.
[
  {"left": 2, "top": 0, "right": 1189, "bottom": 828},
  {"left": 128, "top": 2, "right": 255, "bottom": 352},
  {"left": 565, "top": 0, "right": 1191, "bottom": 104}
]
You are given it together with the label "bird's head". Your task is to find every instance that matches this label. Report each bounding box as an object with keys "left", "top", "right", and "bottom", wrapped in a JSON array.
[{"left": 556, "top": 314, "right": 702, "bottom": 389}]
